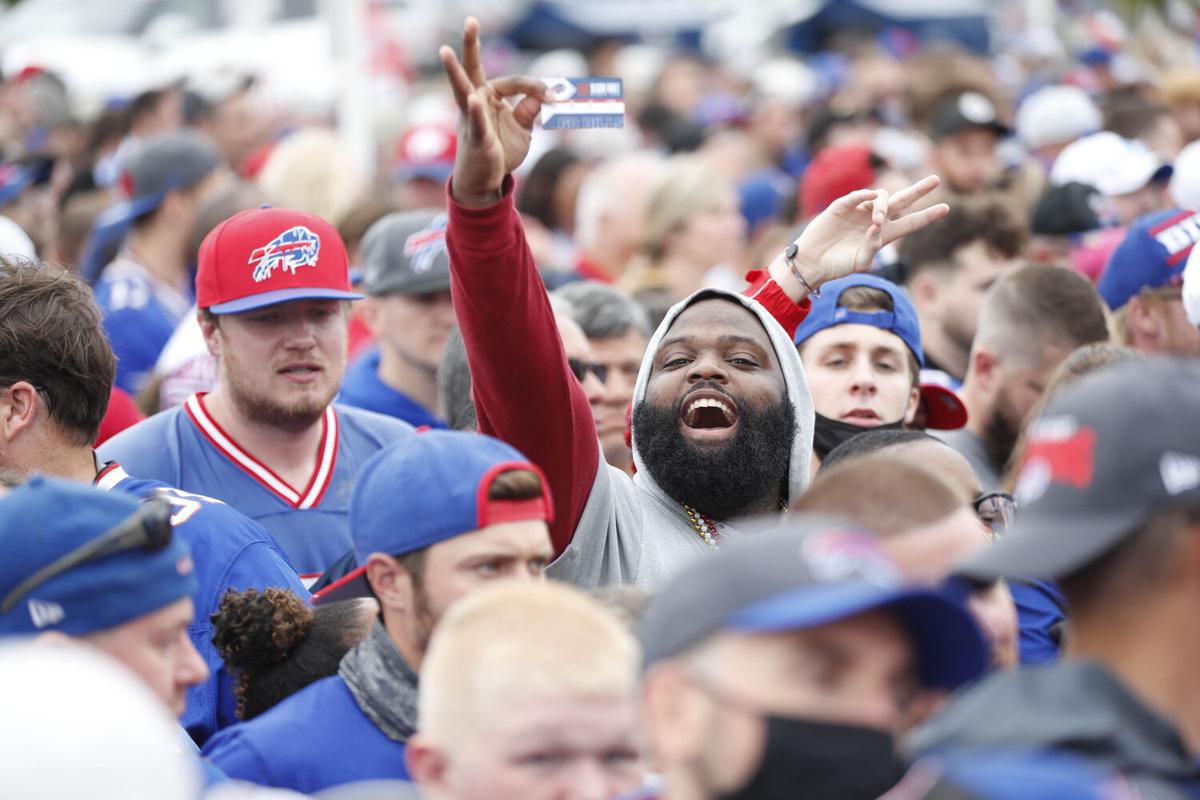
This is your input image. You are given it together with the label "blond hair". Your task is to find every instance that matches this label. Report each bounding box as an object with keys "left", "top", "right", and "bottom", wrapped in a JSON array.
[
  {"left": 638, "top": 156, "right": 734, "bottom": 262},
  {"left": 418, "top": 581, "right": 640, "bottom": 746},
  {"left": 256, "top": 128, "right": 367, "bottom": 223}
]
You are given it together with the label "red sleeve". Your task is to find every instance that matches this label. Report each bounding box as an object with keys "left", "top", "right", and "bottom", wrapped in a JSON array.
[
  {"left": 95, "top": 387, "right": 144, "bottom": 446},
  {"left": 743, "top": 269, "right": 811, "bottom": 339},
  {"left": 445, "top": 177, "right": 599, "bottom": 557}
]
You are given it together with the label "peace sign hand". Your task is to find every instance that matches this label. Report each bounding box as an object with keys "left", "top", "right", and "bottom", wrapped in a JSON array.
[{"left": 440, "top": 17, "right": 549, "bottom": 208}]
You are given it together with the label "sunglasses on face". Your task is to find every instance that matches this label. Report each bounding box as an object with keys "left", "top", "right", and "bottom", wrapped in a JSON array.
[
  {"left": 1, "top": 497, "right": 174, "bottom": 615},
  {"left": 568, "top": 358, "right": 608, "bottom": 385},
  {"left": 974, "top": 491, "right": 1017, "bottom": 540}
]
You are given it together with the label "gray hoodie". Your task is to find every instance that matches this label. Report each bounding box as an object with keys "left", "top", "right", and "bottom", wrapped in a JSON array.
[
  {"left": 908, "top": 660, "right": 1200, "bottom": 799},
  {"left": 548, "top": 288, "right": 815, "bottom": 588}
]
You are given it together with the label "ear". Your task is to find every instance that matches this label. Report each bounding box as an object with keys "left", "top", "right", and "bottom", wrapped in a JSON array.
[
  {"left": 0, "top": 382, "right": 43, "bottom": 444},
  {"left": 360, "top": 297, "right": 383, "bottom": 339},
  {"left": 197, "top": 311, "right": 223, "bottom": 359},
  {"left": 968, "top": 348, "right": 1001, "bottom": 395},
  {"left": 364, "top": 553, "right": 412, "bottom": 613},
  {"left": 406, "top": 736, "right": 452, "bottom": 795},
  {"left": 902, "top": 385, "right": 921, "bottom": 426},
  {"left": 1126, "top": 297, "right": 1163, "bottom": 354},
  {"left": 640, "top": 662, "right": 710, "bottom": 765},
  {"left": 907, "top": 271, "right": 941, "bottom": 316}
]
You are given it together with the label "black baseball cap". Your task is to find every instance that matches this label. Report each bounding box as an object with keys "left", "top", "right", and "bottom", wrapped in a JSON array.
[
  {"left": 639, "top": 516, "right": 988, "bottom": 690},
  {"left": 959, "top": 358, "right": 1200, "bottom": 583},
  {"left": 928, "top": 92, "right": 1010, "bottom": 141},
  {"left": 1030, "top": 182, "right": 1105, "bottom": 236},
  {"left": 360, "top": 209, "right": 452, "bottom": 297}
]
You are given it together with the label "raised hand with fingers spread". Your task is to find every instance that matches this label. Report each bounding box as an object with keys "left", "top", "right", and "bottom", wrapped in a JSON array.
[
  {"left": 766, "top": 175, "right": 951, "bottom": 302},
  {"left": 439, "top": 17, "right": 549, "bottom": 208}
]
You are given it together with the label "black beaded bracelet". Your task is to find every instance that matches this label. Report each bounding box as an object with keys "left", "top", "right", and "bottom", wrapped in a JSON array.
[{"left": 784, "top": 243, "right": 821, "bottom": 299}]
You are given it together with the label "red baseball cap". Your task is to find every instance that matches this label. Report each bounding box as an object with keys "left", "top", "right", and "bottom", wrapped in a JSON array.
[
  {"left": 800, "top": 144, "right": 877, "bottom": 219},
  {"left": 919, "top": 383, "right": 968, "bottom": 430},
  {"left": 394, "top": 123, "right": 456, "bottom": 183},
  {"left": 196, "top": 207, "right": 362, "bottom": 314}
]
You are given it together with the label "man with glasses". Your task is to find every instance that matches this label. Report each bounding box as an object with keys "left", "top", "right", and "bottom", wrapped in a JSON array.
[
  {"left": 1101, "top": 209, "right": 1200, "bottom": 357},
  {"left": 0, "top": 477, "right": 207, "bottom": 718}
]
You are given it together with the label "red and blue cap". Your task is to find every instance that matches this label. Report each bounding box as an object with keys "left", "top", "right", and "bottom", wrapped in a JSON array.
[
  {"left": 0, "top": 476, "right": 197, "bottom": 637},
  {"left": 1098, "top": 208, "right": 1200, "bottom": 310},
  {"left": 313, "top": 431, "right": 553, "bottom": 605},
  {"left": 196, "top": 206, "right": 363, "bottom": 314}
]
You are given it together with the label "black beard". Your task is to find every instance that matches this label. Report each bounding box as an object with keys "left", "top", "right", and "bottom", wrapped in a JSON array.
[
  {"left": 632, "top": 395, "right": 796, "bottom": 520},
  {"left": 983, "top": 405, "right": 1021, "bottom": 476}
]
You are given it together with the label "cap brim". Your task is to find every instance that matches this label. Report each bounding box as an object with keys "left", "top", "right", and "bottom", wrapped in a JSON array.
[
  {"left": 206, "top": 286, "right": 364, "bottom": 314},
  {"left": 956, "top": 503, "right": 1150, "bottom": 584},
  {"left": 920, "top": 384, "right": 969, "bottom": 430},
  {"left": 728, "top": 582, "right": 988, "bottom": 689},
  {"left": 367, "top": 271, "right": 453, "bottom": 297},
  {"left": 311, "top": 565, "right": 370, "bottom": 605},
  {"left": 397, "top": 164, "right": 454, "bottom": 184}
]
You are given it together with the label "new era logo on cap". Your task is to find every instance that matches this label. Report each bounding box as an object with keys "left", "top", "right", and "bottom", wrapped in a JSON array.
[
  {"left": 197, "top": 207, "right": 362, "bottom": 314},
  {"left": 27, "top": 598, "right": 64, "bottom": 629}
]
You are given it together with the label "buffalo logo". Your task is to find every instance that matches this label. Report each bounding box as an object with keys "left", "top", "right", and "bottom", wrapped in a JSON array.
[
  {"left": 403, "top": 215, "right": 448, "bottom": 275},
  {"left": 801, "top": 530, "right": 899, "bottom": 587},
  {"left": 1016, "top": 416, "right": 1097, "bottom": 503},
  {"left": 249, "top": 226, "right": 322, "bottom": 283}
]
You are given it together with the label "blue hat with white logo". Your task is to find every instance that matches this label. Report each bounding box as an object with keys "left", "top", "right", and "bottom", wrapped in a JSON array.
[
  {"left": 639, "top": 516, "right": 988, "bottom": 689},
  {"left": 793, "top": 272, "right": 925, "bottom": 365},
  {"left": 313, "top": 431, "right": 553, "bottom": 604},
  {"left": 1098, "top": 208, "right": 1200, "bottom": 310},
  {"left": 0, "top": 476, "right": 197, "bottom": 637}
]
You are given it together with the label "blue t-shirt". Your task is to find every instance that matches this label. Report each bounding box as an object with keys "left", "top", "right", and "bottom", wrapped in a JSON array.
[
  {"left": 202, "top": 674, "right": 411, "bottom": 793},
  {"left": 98, "top": 464, "right": 309, "bottom": 745},
  {"left": 93, "top": 255, "right": 193, "bottom": 394},
  {"left": 339, "top": 347, "right": 448, "bottom": 430},
  {"left": 1009, "top": 579, "right": 1066, "bottom": 665},
  {"left": 98, "top": 395, "right": 413, "bottom": 576}
]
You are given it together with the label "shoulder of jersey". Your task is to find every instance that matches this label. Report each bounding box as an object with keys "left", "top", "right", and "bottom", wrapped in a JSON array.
[{"left": 335, "top": 403, "right": 416, "bottom": 441}]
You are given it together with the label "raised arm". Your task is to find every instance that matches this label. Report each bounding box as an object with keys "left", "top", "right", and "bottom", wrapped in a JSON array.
[
  {"left": 440, "top": 18, "right": 599, "bottom": 557},
  {"left": 745, "top": 178, "right": 951, "bottom": 337}
]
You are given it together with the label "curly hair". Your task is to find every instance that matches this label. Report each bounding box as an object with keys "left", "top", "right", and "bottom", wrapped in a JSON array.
[{"left": 212, "top": 588, "right": 373, "bottom": 720}]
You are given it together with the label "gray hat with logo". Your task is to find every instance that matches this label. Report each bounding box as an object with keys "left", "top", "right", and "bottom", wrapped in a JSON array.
[
  {"left": 360, "top": 209, "right": 452, "bottom": 297},
  {"left": 639, "top": 516, "right": 988, "bottom": 689},
  {"left": 959, "top": 357, "right": 1200, "bottom": 583}
]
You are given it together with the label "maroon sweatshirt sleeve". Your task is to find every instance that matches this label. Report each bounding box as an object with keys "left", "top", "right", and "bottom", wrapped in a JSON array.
[{"left": 446, "top": 177, "right": 599, "bottom": 557}]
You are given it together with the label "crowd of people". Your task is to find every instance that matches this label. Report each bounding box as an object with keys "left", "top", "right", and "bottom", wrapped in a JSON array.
[{"left": 2, "top": 3, "right": 1200, "bottom": 798}]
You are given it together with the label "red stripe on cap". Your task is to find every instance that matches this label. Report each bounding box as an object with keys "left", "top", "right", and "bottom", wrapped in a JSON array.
[
  {"left": 483, "top": 497, "right": 552, "bottom": 526},
  {"left": 475, "top": 460, "right": 555, "bottom": 529}
]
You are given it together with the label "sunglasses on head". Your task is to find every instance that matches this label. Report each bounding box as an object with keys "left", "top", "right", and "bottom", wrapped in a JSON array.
[
  {"left": 1, "top": 497, "right": 174, "bottom": 615},
  {"left": 568, "top": 358, "right": 608, "bottom": 385}
]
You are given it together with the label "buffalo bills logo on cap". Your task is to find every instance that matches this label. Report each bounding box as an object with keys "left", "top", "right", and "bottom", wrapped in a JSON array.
[
  {"left": 403, "top": 214, "right": 449, "bottom": 275},
  {"left": 801, "top": 530, "right": 899, "bottom": 586},
  {"left": 249, "top": 225, "right": 322, "bottom": 283},
  {"left": 1016, "top": 416, "right": 1097, "bottom": 503}
]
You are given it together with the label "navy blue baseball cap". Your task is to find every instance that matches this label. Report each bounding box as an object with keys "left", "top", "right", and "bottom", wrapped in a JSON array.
[
  {"left": 0, "top": 476, "right": 197, "bottom": 637},
  {"left": 1098, "top": 208, "right": 1200, "bottom": 310},
  {"left": 639, "top": 517, "right": 988, "bottom": 690},
  {"left": 794, "top": 273, "right": 924, "bottom": 365},
  {"left": 313, "top": 431, "right": 553, "bottom": 604},
  {"left": 905, "top": 751, "right": 1138, "bottom": 799}
]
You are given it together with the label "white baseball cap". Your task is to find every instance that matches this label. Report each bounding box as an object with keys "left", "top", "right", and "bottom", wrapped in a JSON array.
[
  {"left": 1169, "top": 139, "right": 1200, "bottom": 211},
  {"left": 1051, "top": 131, "right": 1173, "bottom": 198},
  {"left": 1015, "top": 85, "right": 1102, "bottom": 150}
]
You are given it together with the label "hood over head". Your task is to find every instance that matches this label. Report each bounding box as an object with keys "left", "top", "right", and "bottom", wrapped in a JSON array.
[{"left": 629, "top": 288, "right": 814, "bottom": 507}]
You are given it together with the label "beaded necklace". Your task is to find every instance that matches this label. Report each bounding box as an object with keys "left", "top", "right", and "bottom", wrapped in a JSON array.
[{"left": 683, "top": 504, "right": 720, "bottom": 550}]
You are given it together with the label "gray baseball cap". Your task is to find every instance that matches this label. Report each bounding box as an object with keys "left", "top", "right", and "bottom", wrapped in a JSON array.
[
  {"left": 360, "top": 209, "right": 452, "bottom": 297},
  {"left": 121, "top": 131, "right": 221, "bottom": 217},
  {"left": 639, "top": 516, "right": 988, "bottom": 690},
  {"left": 958, "top": 357, "right": 1200, "bottom": 583}
]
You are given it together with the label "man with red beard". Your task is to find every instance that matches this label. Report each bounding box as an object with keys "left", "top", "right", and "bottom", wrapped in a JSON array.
[
  {"left": 100, "top": 208, "right": 412, "bottom": 578},
  {"left": 939, "top": 266, "right": 1108, "bottom": 491},
  {"left": 440, "top": 17, "right": 948, "bottom": 587}
]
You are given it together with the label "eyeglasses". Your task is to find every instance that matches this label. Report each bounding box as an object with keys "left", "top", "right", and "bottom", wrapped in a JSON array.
[
  {"left": 974, "top": 491, "right": 1017, "bottom": 540},
  {"left": 0, "top": 497, "right": 174, "bottom": 615},
  {"left": 568, "top": 358, "right": 608, "bottom": 385}
]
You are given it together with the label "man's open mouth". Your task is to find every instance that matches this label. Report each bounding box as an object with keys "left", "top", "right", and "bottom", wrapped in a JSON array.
[{"left": 680, "top": 390, "right": 739, "bottom": 430}]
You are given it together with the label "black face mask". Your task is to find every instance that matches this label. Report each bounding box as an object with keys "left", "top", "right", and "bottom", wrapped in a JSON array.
[
  {"left": 717, "top": 715, "right": 907, "bottom": 800},
  {"left": 812, "top": 413, "right": 904, "bottom": 461}
]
